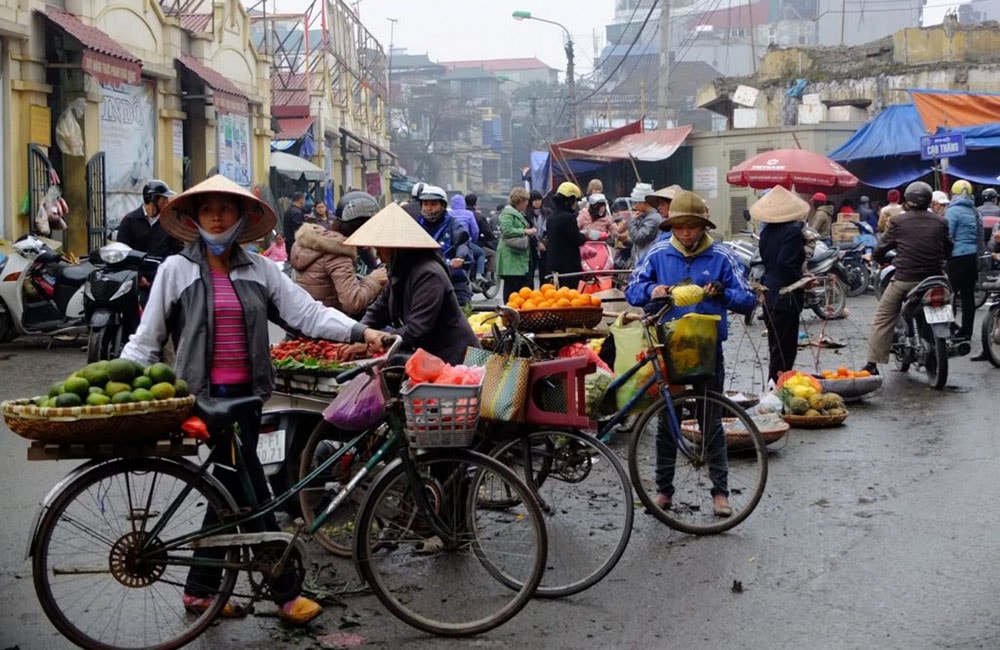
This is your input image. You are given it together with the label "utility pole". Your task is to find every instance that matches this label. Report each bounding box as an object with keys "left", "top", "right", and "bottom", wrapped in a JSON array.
[
  {"left": 657, "top": 0, "right": 671, "bottom": 129},
  {"left": 565, "top": 36, "right": 577, "bottom": 138}
]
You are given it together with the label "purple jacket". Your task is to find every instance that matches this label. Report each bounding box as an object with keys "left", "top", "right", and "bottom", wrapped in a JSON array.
[{"left": 450, "top": 194, "right": 480, "bottom": 243}]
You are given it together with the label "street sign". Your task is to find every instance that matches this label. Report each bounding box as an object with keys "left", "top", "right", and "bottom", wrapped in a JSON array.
[{"left": 921, "top": 132, "right": 966, "bottom": 160}]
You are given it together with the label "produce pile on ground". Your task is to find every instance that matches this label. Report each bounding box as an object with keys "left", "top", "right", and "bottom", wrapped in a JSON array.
[
  {"left": 777, "top": 371, "right": 847, "bottom": 417},
  {"left": 270, "top": 339, "right": 357, "bottom": 372},
  {"left": 30, "top": 359, "right": 188, "bottom": 408},
  {"left": 505, "top": 284, "right": 602, "bottom": 311},
  {"left": 819, "top": 366, "right": 873, "bottom": 379}
]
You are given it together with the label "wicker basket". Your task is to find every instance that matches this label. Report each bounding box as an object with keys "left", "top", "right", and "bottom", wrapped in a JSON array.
[
  {"left": 2, "top": 396, "right": 197, "bottom": 444},
  {"left": 401, "top": 381, "right": 482, "bottom": 448},
  {"left": 782, "top": 411, "right": 849, "bottom": 428},
  {"left": 681, "top": 416, "right": 789, "bottom": 451},
  {"left": 516, "top": 307, "right": 604, "bottom": 333}
]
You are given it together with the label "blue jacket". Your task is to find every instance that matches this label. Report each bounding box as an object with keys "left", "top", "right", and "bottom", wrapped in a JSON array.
[
  {"left": 417, "top": 213, "right": 472, "bottom": 304},
  {"left": 625, "top": 239, "right": 756, "bottom": 341},
  {"left": 449, "top": 195, "right": 480, "bottom": 243},
  {"left": 945, "top": 196, "right": 981, "bottom": 257}
]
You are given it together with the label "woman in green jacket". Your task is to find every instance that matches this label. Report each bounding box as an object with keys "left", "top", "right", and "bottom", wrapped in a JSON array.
[{"left": 496, "top": 186, "right": 537, "bottom": 298}]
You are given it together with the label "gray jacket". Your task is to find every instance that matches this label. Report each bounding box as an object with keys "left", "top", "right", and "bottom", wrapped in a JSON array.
[
  {"left": 121, "top": 240, "right": 365, "bottom": 400},
  {"left": 628, "top": 208, "right": 664, "bottom": 265}
]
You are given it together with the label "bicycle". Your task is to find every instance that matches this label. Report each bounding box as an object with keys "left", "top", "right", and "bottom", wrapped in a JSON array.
[{"left": 29, "top": 336, "right": 547, "bottom": 648}]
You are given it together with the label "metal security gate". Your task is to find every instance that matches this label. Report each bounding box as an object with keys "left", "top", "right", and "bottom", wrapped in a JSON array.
[
  {"left": 86, "top": 152, "right": 107, "bottom": 252},
  {"left": 27, "top": 143, "right": 52, "bottom": 237}
]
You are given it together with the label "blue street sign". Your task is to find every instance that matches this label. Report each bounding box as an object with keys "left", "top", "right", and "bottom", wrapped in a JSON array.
[{"left": 921, "top": 132, "right": 966, "bottom": 160}]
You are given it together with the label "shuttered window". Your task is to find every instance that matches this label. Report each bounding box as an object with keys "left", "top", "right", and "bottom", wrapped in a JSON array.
[{"left": 729, "top": 194, "right": 749, "bottom": 235}]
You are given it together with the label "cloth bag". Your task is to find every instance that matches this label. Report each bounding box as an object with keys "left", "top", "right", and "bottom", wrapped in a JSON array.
[
  {"left": 464, "top": 347, "right": 530, "bottom": 422},
  {"left": 323, "top": 372, "right": 385, "bottom": 431}
]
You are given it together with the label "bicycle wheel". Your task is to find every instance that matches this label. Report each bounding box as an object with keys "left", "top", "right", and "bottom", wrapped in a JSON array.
[
  {"left": 32, "top": 457, "right": 239, "bottom": 650},
  {"left": 354, "top": 448, "right": 546, "bottom": 637},
  {"left": 489, "top": 429, "right": 633, "bottom": 598},
  {"left": 628, "top": 389, "right": 768, "bottom": 535},
  {"left": 298, "top": 420, "right": 383, "bottom": 557}
]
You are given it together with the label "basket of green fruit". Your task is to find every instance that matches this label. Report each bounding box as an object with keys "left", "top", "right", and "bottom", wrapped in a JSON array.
[{"left": 2, "top": 359, "right": 195, "bottom": 444}]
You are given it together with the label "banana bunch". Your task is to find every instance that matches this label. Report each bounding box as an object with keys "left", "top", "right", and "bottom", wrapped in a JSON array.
[{"left": 671, "top": 284, "right": 704, "bottom": 307}]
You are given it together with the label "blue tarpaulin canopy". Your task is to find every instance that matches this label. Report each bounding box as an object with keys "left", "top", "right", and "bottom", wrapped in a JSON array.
[{"left": 829, "top": 104, "right": 1000, "bottom": 187}]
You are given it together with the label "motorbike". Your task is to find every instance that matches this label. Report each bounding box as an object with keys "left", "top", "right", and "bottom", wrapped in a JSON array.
[
  {"left": 840, "top": 241, "right": 871, "bottom": 298},
  {"left": 890, "top": 275, "right": 970, "bottom": 389},
  {"left": 83, "top": 242, "right": 161, "bottom": 362},
  {"left": 977, "top": 274, "right": 1000, "bottom": 367},
  {"left": 0, "top": 235, "right": 95, "bottom": 344}
]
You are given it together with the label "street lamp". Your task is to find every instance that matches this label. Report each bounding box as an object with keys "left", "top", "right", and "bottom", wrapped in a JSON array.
[{"left": 512, "top": 10, "right": 576, "bottom": 138}]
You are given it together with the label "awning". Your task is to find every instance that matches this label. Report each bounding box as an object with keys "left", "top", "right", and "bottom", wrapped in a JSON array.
[
  {"left": 556, "top": 126, "right": 693, "bottom": 162},
  {"left": 269, "top": 151, "right": 326, "bottom": 182},
  {"left": 42, "top": 8, "right": 142, "bottom": 86},
  {"left": 177, "top": 55, "right": 248, "bottom": 115},
  {"left": 910, "top": 89, "right": 1000, "bottom": 132},
  {"left": 340, "top": 128, "right": 396, "bottom": 161},
  {"left": 275, "top": 116, "right": 315, "bottom": 141}
]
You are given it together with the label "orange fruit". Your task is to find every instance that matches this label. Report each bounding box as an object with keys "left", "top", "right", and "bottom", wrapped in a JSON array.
[
  {"left": 508, "top": 292, "right": 520, "bottom": 303},
  {"left": 589, "top": 295, "right": 602, "bottom": 306},
  {"left": 556, "top": 298, "right": 572, "bottom": 308},
  {"left": 857, "top": 370, "right": 871, "bottom": 377},
  {"left": 509, "top": 296, "right": 524, "bottom": 308},
  {"left": 540, "top": 283, "right": 556, "bottom": 293},
  {"left": 543, "top": 288, "right": 558, "bottom": 300},
  {"left": 518, "top": 287, "right": 533, "bottom": 299},
  {"left": 571, "top": 297, "right": 589, "bottom": 307},
  {"left": 522, "top": 300, "right": 538, "bottom": 310}
]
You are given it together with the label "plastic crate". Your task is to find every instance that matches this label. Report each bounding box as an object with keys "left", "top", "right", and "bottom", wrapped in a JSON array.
[
  {"left": 523, "top": 357, "right": 596, "bottom": 429},
  {"left": 401, "top": 380, "right": 483, "bottom": 448}
]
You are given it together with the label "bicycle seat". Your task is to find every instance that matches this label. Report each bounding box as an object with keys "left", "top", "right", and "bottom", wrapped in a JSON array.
[{"left": 194, "top": 396, "right": 263, "bottom": 428}]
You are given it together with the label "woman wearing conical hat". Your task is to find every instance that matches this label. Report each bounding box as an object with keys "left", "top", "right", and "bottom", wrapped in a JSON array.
[
  {"left": 120, "top": 174, "right": 387, "bottom": 625},
  {"left": 345, "top": 202, "right": 480, "bottom": 365},
  {"left": 749, "top": 185, "right": 809, "bottom": 383}
]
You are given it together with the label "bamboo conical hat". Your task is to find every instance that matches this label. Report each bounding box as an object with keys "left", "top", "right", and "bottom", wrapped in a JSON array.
[
  {"left": 160, "top": 174, "right": 276, "bottom": 243},
  {"left": 343, "top": 203, "right": 441, "bottom": 249}
]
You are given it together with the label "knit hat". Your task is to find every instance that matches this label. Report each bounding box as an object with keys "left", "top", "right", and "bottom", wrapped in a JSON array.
[
  {"left": 749, "top": 185, "right": 810, "bottom": 224},
  {"left": 630, "top": 182, "right": 655, "bottom": 204},
  {"left": 660, "top": 190, "right": 717, "bottom": 230},
  {"left": 159, "top": 174, "right": 276, "bottom": 244},
  {"left": 343, "top": 202, "right": 441, "bottom": 249}
]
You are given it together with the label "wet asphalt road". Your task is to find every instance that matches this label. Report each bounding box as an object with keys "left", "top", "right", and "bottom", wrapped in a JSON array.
[{"left": 2, "top": 294, "right": 1000, "bottom": 649}]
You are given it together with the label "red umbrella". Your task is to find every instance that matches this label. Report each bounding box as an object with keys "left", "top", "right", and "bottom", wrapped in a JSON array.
[{"left": 726, "top": 149, "right": 859, "bottom": 194}]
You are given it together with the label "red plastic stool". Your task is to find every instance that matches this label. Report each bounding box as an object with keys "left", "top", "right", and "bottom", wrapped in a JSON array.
[{"left": 523, "top": 356, "right": 596, "bottom": 429}]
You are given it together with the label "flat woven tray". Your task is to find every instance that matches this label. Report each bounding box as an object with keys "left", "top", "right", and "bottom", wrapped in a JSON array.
[
  {"left": 516, "top": 307, "right": 604, "bottom": 333},
  {"left": 681, "top": 416, "right": 788, "bottom": 452},
  {"left": 2, "top": 396, "right": 196, "bottom": 444},
  {"left": 782, "top": 411, "right": 849, "bottom": 428}
]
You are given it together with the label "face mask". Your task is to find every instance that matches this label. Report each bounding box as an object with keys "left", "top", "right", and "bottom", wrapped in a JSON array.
[{"left": 195, "top": 216, "right": 247, "bottom": 255}]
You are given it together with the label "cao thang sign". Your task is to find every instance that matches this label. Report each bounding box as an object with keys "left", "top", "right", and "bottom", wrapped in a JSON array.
[{"left": 921, "top": 133, "right": 966, "bottom": 160}]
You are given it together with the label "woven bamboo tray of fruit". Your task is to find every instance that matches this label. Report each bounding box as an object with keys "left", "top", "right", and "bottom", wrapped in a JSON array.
[
  {"left": 505, "top": 285, "right": 604, "bottom": 332},
  {"left": 776, "top": 370, "right": 849, "bottom": 426},
  {"left": 813, "top": 367, "right": 883, "bottom": 402},
  {"left": 681, "top": 416, "right": 790, "bottom": 451}
]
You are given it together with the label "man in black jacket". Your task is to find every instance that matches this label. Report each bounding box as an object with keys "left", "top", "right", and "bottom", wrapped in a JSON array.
[
  {"left": 862, "top": 181, "right": 953, "bottom": 375},
  {"left": 545, "top": 182, "right": 587, "bottom": 278},
  {"left": 282, "top": 192, "right": 307, "bottom": 257},
  {"left": 116, "top": 179, "right": 182, "bottom": 259},
  {"left": 750, "top": 186, "right": 808, "bottom": 383}
]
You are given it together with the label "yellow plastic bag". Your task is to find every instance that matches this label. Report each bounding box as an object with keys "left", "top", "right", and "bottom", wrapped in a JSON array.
[
  {"left": 611, "top": 316, "right": 657, "bottom": 413},
  {"left": 660, "top": 313, "right": 721, "bottom": 384}
]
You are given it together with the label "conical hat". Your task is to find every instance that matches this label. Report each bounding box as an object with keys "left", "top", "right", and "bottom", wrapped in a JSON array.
[
  {"left": 343, "top": 203, "right": 441, "bottom": 249},
  {"left": 160, "top": 175, "right": 276, "bottom": 243},
  {"left": 749, "top": 185, "right": 810, "bottom": 223}
]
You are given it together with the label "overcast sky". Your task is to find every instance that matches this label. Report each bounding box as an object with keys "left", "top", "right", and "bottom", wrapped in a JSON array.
[{"left": 345, "top": 0, "right": 617, "bottom": 76}]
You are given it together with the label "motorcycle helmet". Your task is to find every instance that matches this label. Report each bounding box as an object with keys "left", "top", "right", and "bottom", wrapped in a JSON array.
[
  {"left": 951, "top": 179, "right": 973, "bottom": 197},
  {"left": 142, "top": 180, "right": 176, "bottom": 204},
  {"left": 983, "top": 188, "right": 999, "bottom": 203},
  {"left": 336, "top": 191, "right": 380, "bottom": 222},
  {"left": 410, "top": 182, "right": 426, "bottom": 199},
  {"left": 903, "top": 181, "right": 933, "bottom": 211},
  {"left": 556, "top": 182, "right": 582, "bottom": 200},
  {"left": 587, "top": 193, "right": 608, "bottom": 216},
  {"left": 417, "top": 185, "right": 448, "bottom": 204}
]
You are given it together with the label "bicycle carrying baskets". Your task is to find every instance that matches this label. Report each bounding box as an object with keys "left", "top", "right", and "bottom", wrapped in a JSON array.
[
  {"left": 2, "top": 396, "right": 197, "bottom": 444},
  {"left": 400, "top": 381, "right": 483, "bottom": 448}
]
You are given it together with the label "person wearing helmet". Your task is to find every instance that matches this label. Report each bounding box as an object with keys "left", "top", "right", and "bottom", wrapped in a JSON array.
[
  {"left": 878, "top": 188, "right": 904, "bottom": 233},
  {"left": 578, "top": 193, "right": 614, "bottom": 292},
  {"left": 978, "top": 187, "right": 1000, "bottom": 245},
  {"left": 416, "top": 185, "right": 473, "bottom": 306},
  {"left": 546, "top": 182, "right": 589, "bottom": 278},
  {"left": 289, "top": 191, "right": 388, "bottom": 318},
  {"left": 626, "top": 190, "right": 756, "bottom": 517},
  {"left": 626, "top": 182, "right": 661, "bottom": 265},
  {"left": 116, "top": 179, "right": 183, "bottom": 260},
  {"left": 861, "top": 181, "right": 953, "bottom": 375},
  {"left": 449, "top": 193, "right": 490, "bottom": 291},
  {"left": 945, "top": 179, "right": 982, "bottom": 341},
  {"left": 403, "top": 181, "right": 427, "bottom": 220}
]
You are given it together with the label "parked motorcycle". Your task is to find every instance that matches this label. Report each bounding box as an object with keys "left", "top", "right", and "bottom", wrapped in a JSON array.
[
  {"left": 0, "top": 235, "right": 95, "bottom": 344},
  {"left": 891, "top": 275, "right": 970, "bottom": 389},
  {"left": 840, "top": 242, "right": 871, "bottom": 298},
  {"left": 83, "top": 242, "right": 160, "bottom": 362},
  {"left": 977, "top": 273, "right": 1000, "bottom": 367}
]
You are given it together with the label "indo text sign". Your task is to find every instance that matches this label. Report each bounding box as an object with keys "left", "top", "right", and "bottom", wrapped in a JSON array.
[{"left": 921, "top": 133, "right": 966, "bottom": 160}]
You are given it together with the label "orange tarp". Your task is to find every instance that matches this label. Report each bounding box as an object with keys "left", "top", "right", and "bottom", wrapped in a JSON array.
[{"left": 910, "top": 89, "right": 1000, "bottom": 131}]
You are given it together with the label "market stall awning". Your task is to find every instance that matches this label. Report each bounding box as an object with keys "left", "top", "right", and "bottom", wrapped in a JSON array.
[
  {"left": 42, "top": 8, "right": 142, "bottom": 86},
  {"left": 556, "top": 126, "right": 693, "bottom": 162},
  {"left": 269, "top": 151, "right": 326, "bottom": 182},
  {"left": 550, "top": 121, "right": 643, "bottom": 163},
  {"left": 177, "top": 55, "right": 248, "bottom": 115},
  {"left": 274, "top": 116, "right": 315, "bottom": 141},
  {"left": 910, "top": 88, "right": 1000, "bottom": 132}
]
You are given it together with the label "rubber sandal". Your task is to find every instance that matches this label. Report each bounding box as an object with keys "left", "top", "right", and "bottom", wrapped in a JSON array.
[
  {"left": 182, "top": 593, "right": 239, "bottom": 618},
  {"left": 653, "top": 493, "right": 671, "bottom": 510},
  {"left": 712, "top": 496, "right": 732, "bottom": 518},
  {"left": 278, "top": 596, "right": 322, "bottom": 625}
]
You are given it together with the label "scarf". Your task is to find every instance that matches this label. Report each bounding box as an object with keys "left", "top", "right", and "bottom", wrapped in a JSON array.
[{"left": 670, "top": 232, "right": 714, "bottom": 258}]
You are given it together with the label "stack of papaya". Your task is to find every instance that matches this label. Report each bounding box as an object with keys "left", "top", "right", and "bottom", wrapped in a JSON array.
[{"left": 506, "top": 284, "right": 602, "bottom": 311}]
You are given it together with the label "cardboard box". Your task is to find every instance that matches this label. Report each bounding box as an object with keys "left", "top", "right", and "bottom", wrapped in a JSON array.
[
  {"left": 797, "top": 103, "right": 828, "bottom": 125},
  {"left": 828, "top": 105, "right": 868, "bottom": 122},
  {"left": 831, "top": 221, "right": 860, "bottom": 243},
  {"left": 836, "top": 212, "right": 860, "bottom": 223},
  {"left": 734, "top": 107, "right": 768, "bottom": 129}
]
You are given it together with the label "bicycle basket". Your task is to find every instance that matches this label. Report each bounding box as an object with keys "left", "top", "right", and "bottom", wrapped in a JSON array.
[
  {"left": 401, "top": 380, "right": 483, "bottom": 448},
  {"left": 658, "top": 313, "right": 721, "bottom": 384}
]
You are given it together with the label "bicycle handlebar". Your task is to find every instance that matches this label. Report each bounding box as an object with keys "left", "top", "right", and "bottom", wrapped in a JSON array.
[{"left": 334, "top": 335, "right": 404, "bottom": 383}]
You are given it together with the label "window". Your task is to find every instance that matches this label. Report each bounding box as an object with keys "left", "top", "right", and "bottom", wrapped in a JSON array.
[
  {"left": 729, "top": 194, "right": 749, "bottom": 235},
  {"left": 730, "top": 149, "right": 747, "bottom": 166}
]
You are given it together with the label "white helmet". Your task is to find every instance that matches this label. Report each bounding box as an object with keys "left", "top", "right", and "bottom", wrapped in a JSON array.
[
  {"left": 587, "top": 193, "right": 607, "bottom": 206},
  {"left": 417, "top": 185, "right": 448, "bottom": 203}
]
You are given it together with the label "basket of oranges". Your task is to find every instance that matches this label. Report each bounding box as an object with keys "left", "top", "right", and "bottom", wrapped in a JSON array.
[
  {"left": 506, "top": 284, "right": 604, "bottom": 333},
  {"left": 813, "top": 366, "right": 883, "bottom": 402}
]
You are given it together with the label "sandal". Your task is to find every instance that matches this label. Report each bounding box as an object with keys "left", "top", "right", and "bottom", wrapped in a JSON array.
[
  {"left": 712, "top": 495, "right": 732, "bottom": 518},
  {"left": 182, "top": 593, "right": 240, "bottom": 618},
  {"left": 653, "top": 493, "right": 672, "bottom": 510}
]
